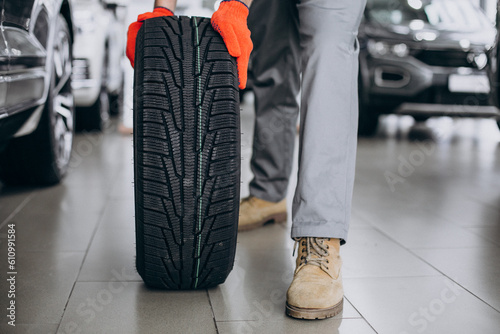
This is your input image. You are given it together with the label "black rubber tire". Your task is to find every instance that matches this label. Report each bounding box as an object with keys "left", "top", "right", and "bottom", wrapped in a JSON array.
[
  {"left": 357, "top": 82, "right": 379, "bottom": 137},
  {"left": 75, "top": 89, "right": 110, "bottom": 132},
  {"left": 0, "top": 15, "right": 74, "bottom": 186},
  {"left": 109, "top": 75, "right": 124, "bottom": 116},
  {"left": 133, "top": 16, "right": 241, "bottom": 289}
]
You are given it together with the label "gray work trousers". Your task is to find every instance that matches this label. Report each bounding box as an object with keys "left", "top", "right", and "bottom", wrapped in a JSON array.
[{"left": 247, "top": 0, "right": 366, "bottom": 242}]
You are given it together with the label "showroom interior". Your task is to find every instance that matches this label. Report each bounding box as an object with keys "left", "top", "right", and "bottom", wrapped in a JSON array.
[{"left": 1, "top": 0, "right": 500, "bottom": 333}]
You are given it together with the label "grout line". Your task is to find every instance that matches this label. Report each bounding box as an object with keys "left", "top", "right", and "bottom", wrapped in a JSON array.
[
  {"left": 55, "top": 179, "right": 114, "bottom": 332},
  {"left": 366, "top": 224, "right": 500, "bottom": 315},
  {"left": 343, "top": 296, "right": 379, "bottom": 333},
  {"left": 0, "top": 192, "right": 35, "bottom": 231},
  {"left": 206, "top": 289, "right": 220, "bottom": 334},
  {"left": 408, "top": 245, "right": 500, "bottom": 250}
]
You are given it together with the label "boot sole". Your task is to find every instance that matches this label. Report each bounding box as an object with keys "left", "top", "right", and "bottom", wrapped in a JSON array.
[
  {"left": 285, "top": 298, "right": 343, "bottom": 320},
  {"left": 238, "top": 212, "right": 287, "bottom": 232}
]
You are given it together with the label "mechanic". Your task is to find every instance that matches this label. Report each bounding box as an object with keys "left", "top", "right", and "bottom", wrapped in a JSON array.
[{"left": 127, "top": 0, "right": 366, "bottom": 320}]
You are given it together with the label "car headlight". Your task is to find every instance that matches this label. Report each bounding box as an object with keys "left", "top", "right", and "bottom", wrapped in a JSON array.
[
  {"left": 472, "top": 53, "right": 488, "bottom": 70},
  {"left": 367, "top": 40, "right": 409, "bottom": 58},
  {"left": 391, "top": 43, "right": 409, "bottom": 57},
  {"left": 367, "top": 40, "right": 389, "bottom": 57}
]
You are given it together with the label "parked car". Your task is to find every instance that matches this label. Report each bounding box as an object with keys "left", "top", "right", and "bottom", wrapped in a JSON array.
[
  {"left": 0, "top": 0, "right": 75, "bottom": 185},
  {"left": 358, "top": 0, "right": 498, "bottom": 136},
  {"left": 72, "top": 0, "right": 125, "bottom": 131}
]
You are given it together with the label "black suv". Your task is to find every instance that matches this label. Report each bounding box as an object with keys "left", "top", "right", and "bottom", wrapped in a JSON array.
[
  {"left": 0, "top": 0, "right": 75, "bottom": 185},
  {"left": 358, "top": 0, "right": 498, "bottom": 135}
]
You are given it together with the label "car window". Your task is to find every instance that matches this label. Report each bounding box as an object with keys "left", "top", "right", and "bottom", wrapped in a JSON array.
[{"left": 366, "top": 0, "right": 489, "bottom": 31}]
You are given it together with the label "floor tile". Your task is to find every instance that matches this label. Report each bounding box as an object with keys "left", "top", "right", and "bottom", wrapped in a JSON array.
[
  {"left": 78, "top": 201, "right": 140, "bottom": 282},
  {"left": 348, "top": 212, "right": 374, "bottom": 230},
  {"left": 433, "top": 197, "right": 500, "bottom": 228},
  {"left": 466, "top": 226, "right": 500, "bottom": 246},
  {"left": 0, "top": 188, "right": 34, "bottom": 227},
  {"left": 216, "top": 318, "right": 375, "bottom": 334},
  {"left": 0, "top": 252, "right": 84, "bottom": 324},
  {"left": 58, "top": 282, "right": 216, "bottom": 334},
  {"left": 342, "top": 229, "right": 439, "bottom": 278},
  {"left": 208, "top": 248, "right": 296, "bottom": 322},
  {"left": 208, "top": 247, "right": 360, "bottom": 322},
  {"left": 414, "top": 247, "right": 500, "bottom": 311},
  {"left": 236, "top": 223, "right": 294, "bottom": 251},
  {"left": 108, "top": 173, "right": 134, "bottom": 199},
  {"left": 0, "top": 324, "right": 58, "bottom": 334},
  {"left": 359, "top": 206, "right": 497, "bottom": 249},
  {"left": 24, "top": 184, "right": 109, "bottom": 215},
  {"left": 344, "top": 276, "right": 500, "bottom": 334},
  {"left": 0, "top": 210, "right": 101, "bottom": 252}
]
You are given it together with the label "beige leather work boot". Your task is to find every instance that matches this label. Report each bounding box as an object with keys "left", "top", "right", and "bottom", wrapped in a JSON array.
[
  {"left": 238, "top": 196, "right": 287, "bottom": 231},
  {"left": 286, "top": 237, "right": 343, "bottom": 319}
]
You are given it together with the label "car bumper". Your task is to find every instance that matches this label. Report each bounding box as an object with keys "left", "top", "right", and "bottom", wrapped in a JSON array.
[
  {"left": 363, "top": 53, "right": 498, "bottom": 117},
  {"left": 72, "top": 58, "right": 100, "bottom": 107},
  {"left": 0, "top": 69, "right": 46, "bottom": 119},
  {"left": 0, "top": 105, "right": 42, "bottom": 143},
  {"left": 394, "top": 103, "right": 499, "bottom": 118},
  {"left": 0, "top": 69, "right": 48, "bottom": 142}
]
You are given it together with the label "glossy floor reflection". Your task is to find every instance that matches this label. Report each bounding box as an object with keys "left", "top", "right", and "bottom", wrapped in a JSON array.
[{"left": 1, "top": 105, "right": 500, "bottom": 333}]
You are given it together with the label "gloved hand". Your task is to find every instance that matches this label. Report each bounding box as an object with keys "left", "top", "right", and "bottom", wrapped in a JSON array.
[
  {"left": 211, "top": 0, "right": 253, "bottom": 89},
  {"left": 126, "top": 7, "right": 174, "bottom": 68}
]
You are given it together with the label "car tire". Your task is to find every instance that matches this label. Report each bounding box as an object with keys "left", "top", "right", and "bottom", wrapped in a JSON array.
[
  {"left": 0, "top": 15, "right": 74, "bottom": 186},
  {"left": 109, "top": 75, "right": 124, "bottom": 116},
  {"left": 357, "top": 81, "right": 379, "bottom": 137},
  {"left": 134, "top": 16, "right": 241, "bottom": 289}
]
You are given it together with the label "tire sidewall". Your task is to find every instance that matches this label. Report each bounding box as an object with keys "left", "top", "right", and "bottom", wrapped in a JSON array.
[{"left": 44, "top": 15, "right": 74, "bottom": 179}]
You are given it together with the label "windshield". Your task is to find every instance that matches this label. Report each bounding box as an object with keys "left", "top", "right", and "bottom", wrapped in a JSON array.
[{"left": 366, "top": 0, "right": 489, "bottom": 31}]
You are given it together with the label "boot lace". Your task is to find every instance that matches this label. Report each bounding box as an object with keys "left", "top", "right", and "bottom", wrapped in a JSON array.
[{"left": 293, "top": 237, "right": 330, "bottom": 270}]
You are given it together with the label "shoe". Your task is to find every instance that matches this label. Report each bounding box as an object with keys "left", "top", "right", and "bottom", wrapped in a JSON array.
[
  {"left": 286, "top": 237, "right": 343, "bottom": 319},
  {"left": 238, "top": 196, "right": 287, "bottom": 231}
]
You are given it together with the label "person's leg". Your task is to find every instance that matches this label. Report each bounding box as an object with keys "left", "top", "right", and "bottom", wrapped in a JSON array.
[
  {"left": 247, "top": 0, "right": 300, "bottom": 203},
  {"left": 291, "top": 0, "right": 366, "bottom": 242},
  {"left": 286, "top": 0, "right": 366, "bottom": 320}
]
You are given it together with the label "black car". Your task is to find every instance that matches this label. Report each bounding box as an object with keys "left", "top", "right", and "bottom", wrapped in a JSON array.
[
  {"left": 0, "top": 0, "right": 75, "bottom": 185},
  {"left": 358, "top": 0, "right": 498, "bottom": 136}
]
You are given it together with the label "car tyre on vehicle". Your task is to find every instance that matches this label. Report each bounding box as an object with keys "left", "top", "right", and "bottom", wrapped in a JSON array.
[
  {"left": 109, "top": 73, "right": 125, "bottom": 116},
  {"left": 134, "top": 16, "right": 241, "bottom": 289},
  {"left": 358, "top": 78, "right": 379, "bottom": 137},
  {"left": 0, "top": 15, "right": 74, "bottom": 185}
]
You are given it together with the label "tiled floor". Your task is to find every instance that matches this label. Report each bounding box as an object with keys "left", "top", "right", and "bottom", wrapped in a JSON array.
[
  {"left": 1, "top": 99, "right": 500, "bottom": 333},
  {"left": 1, "top": 2, "right": 500, "bottom": 329}
]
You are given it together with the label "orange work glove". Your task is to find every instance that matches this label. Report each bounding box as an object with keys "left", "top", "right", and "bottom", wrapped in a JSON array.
[
  {"left": 211, "top": 0, "right": 253, "bottom": 89},
  {"left": 126, "top": 7, "right": 174, "bottom": 68}
]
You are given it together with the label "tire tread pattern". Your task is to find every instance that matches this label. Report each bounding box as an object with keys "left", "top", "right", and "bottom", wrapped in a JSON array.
[{"left": 134, "top": 16, "right": 240, "bottom": 289}]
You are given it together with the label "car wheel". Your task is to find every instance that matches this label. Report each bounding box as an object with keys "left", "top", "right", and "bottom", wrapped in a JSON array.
[
  {"left": 357, "top": 80, "right": 379, "bottom": 137},
  {"left": 76, "top": 53, "right": 110, "bottom": 132},
  {"left": 0, "top": 15, "right": 74, "bottom": 186},
  {"left": 134, "top": 16, "right": 240, "bottom": 289},
  {"left": 109, "top": 74, "right": 124, "bottom": 116}
]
